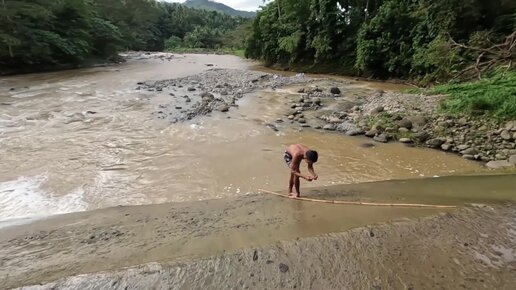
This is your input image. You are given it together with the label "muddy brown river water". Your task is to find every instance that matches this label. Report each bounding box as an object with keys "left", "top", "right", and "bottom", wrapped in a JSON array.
[{"left": 0, "top": 54, "right": 486, "bottom": 225}]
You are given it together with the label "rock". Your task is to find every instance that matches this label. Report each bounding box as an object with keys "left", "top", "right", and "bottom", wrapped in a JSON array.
[
  {"left": 460, "top": 148, "right": 478, "bottom": 155},
  {"left": 297, "top": 88, "right": 305, "bottom": 93},
  {"left": 275, "top": 118, "right": 284, "bottom": 123},
  {"left": 279, "top": 263, "right": 289, "bottom": 273},
  {"left": 371, "top": 106, "right": 384, "bottom": 115},
  {"left": 360, "top": 143, "right": 376, "bottom": 148},
  {"left": 175, "top": 106, "right": 182, "bottom": 110},
  {"left": 505, "top": 121, "right": 516, "bottom": 131},
  {"left": 336, "top": 122, "right": 360, "bottom": 133},
  {"left": 495, "top": 153, "right": 507, "bottom": 160},
  {"left": 426, "top": 138, "right": 445, "bottom": 148},
  {"left": 300, "top": 124, "right": 311, "bottom": 128},
  {"left": 287, "top": 115, "right": 295, "bottom": 120},
  {"left": 253, "top": 250, "right": 258, "bottom": 261},
  {"left": 346, "top": 130, "right": 363, "bottom": 136},
  {"left": 312, "top": 97, "right": 321, "bottom": 105},
  {"left": 365, "top": 129, "right": 378, "bottom": 137},
  {"left": 441, "top": 144, "right": 452, "bottom": 151},
  {"left": 397, "top": 118, "right": 413, "bottom": 129},
  {"left": 298, "top": 118, "right": 306, "bottom": 124},
  {"left": 509, "top": 155, "right": 516, "bottom": 165},
  {"left": 220, "top": 90, "right": 228, "bottom": 96},
  {"left": 218, "top": 105, "right": 230, "bottom": 112},
  {"left": 501, "top": 130, "right": 513, "bottom": 140},
  {"left": 323, "top": 124, "right": 336, "bottom": 131},
  {"left": 486, "top": 160, "right": 513, "bottom": 169},
  {"left": 187, "top": 87, "right": 196, "bottom": 91},
  {"left": 457, "top": 117, "right": 468, "bottom": 126},
  {"left": 412, "top": 131, "right": 430, "bottom": 143},
  {"left": 330, "top": 87, "right": 341, "bottom": 94},
  {"left": 201, "top": 92, "right": 215, "bottom": 101},
  {"left": 407, "top": 115, "right": 428, "bottom": 129},
  {"left": 398, "top": 127, "right": 410, "bottom": 133},
  {"left": 462, "top": 154, "right": 476, "bottom": 160},
  {"left": 205, "top": 64, "right": 214, "bottom": 67},
  {"left": 399, "top": 138, "right": 412, "bottom": 143},
  {"left": 373, "top": 133, "right": 389, "bottom": 143},
  {"left": 457, "top": 144, "right": 470, "bottom": 151},
  {"left": 265, "top": 123, "right": 279, "bottom": 132},
  {"left": 185, "top": 98, "right": 191, "bottom": 103}
]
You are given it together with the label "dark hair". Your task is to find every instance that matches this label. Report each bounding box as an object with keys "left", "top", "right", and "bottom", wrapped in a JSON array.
[{"left": 306, "top": 150, "right": 318, "bottom": 162}]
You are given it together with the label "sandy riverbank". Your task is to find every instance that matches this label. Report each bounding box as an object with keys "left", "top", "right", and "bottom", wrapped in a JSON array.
[{"left": 2, "top": 174, "right": 515, "bottom": 289}]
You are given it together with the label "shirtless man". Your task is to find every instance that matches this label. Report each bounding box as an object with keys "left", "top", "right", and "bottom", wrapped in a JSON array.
[{"left": 284, "top": 144, "right": 318, "bottom": 198}]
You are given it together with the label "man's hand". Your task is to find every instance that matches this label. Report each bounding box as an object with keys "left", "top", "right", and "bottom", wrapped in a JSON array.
[{"left": 304, "top": 176, "right": 313, "bottom": 181}]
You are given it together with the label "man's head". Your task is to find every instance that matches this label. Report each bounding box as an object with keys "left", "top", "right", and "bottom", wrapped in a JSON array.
[{"left": 305, "top": 150, "right": 318, "bottom": 163}]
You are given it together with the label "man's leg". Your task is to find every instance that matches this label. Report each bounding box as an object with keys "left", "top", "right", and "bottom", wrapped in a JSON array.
[
  {"left": 294, "top": 176, "right": 300, "bottom": 198},
  {"left": 288, "top": 173, "right": 294, "bottom": 195}
]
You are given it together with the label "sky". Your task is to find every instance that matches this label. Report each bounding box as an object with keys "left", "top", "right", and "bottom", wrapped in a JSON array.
[{"left": 165, "top": 1, "right": 266, "bottom": 12}]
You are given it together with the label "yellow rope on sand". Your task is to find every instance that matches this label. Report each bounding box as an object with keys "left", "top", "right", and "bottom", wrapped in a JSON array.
[{"left": 258, "top": 189, "right": 456, "bottom": 209}]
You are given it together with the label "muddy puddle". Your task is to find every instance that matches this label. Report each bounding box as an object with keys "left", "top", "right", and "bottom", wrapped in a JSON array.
[{"left": 0, "top": 54, "right": 485, "bottom": 225}]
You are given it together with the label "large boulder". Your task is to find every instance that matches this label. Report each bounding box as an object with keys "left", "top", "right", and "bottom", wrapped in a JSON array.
[
  {"left": 336, "top": 122, "right": 360, "bottom": 133},
  {"left": 407, "top": 115, "right": 428, "bottom": 129},
  {"left": 373, "top": 133, "right": 389, "bottom": 143},
  {"left": 413, "top": 131, "right": 430, "bottom": 143},
  {"left": 509, "top": 155, "right": 516, "bottom": 165},
  {"left": 501, "top": 130, "right": 513, "bottom": 141},
  {"left": 397, "top": 118, "right": 413, "bottom": 129},
  {"left": 330, "top": 87, "right": 341, "bottom": 94},
  {"left": 323, "top": 124, "right": 336, "bottom": 131},
  {"left": 486, "top": 160, "right": 514, "bottom": 169},
  {"left": 505, "top": 121, "right": 516, "bottom": 131},
  {"left": 426, "top": 138, "right": 445, "bottom": 148}
]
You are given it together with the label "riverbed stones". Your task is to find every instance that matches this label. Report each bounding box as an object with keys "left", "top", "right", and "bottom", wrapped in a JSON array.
[
  {"left": 336, "top": 122, "right": 360, "bottom": 134},
  {"left": 187, "top": 87, "right": 196, "bottom": 91}
]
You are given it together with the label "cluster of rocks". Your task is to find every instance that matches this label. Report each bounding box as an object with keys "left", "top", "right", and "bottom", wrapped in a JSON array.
[
  {"left": 311, "top": 89, "right": 516, "bottom": 169},
  {"left": 140, "top": 69, "right": 311, "bottom": 122}
]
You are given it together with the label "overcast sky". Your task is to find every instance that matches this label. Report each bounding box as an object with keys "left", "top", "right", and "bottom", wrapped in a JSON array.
[{"left": 165, "top": 1, "right": 266, "bottom": 12}]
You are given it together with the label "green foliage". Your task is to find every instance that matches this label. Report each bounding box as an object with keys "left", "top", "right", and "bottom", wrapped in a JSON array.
[
  {"left": 247, "top": 0, "right": 516, "bottom": 81},
  {"left": 436, "top": 71, "right": 516, "bottom": 120},
  {"left": 164, "top": 36, "right": 183, "bottom": 50},
  {"left": 0, "top": 0, "right": 251, "bottom": 72}
]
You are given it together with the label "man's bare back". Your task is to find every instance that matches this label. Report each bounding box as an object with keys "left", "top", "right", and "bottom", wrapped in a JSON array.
[{"left": 284, "top": 144, "right": 318, "bottom": 198}]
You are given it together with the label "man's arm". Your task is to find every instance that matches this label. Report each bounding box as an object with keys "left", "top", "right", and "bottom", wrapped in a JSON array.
[
  {"left": 290, "top": 155, "right": 312, "bottom": 180},
  {"left": 308, "top": 163, "right": 318, "bottom": 180}
]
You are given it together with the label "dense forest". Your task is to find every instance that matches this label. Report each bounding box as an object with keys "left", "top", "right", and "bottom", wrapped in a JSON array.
[
  {"left": 246, "top": 0, "right": 516, "bottom": 83},
  {"left": 0, "top": 0, "right": 249, "bottom": 71}
]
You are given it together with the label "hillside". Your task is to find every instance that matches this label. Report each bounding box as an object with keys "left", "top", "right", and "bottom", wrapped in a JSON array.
[{"left": 184, "top": 0, "right": 256, "bottom": 18}]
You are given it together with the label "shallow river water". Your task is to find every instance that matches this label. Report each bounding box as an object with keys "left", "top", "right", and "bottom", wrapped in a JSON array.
[{"left": 0, "top": 54, "right": 485, "bottom": 223}]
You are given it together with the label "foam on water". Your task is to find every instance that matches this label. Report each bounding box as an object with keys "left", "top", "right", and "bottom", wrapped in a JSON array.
[{"left": 0, "top": 175, "right": 88, "bottom": 224}]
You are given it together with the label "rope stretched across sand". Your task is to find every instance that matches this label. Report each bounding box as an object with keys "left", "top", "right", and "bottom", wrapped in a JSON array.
[{"left": 258, "top": 189, "right": 456, "bottom": 209}]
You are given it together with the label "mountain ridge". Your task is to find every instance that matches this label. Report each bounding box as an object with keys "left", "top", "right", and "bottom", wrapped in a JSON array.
[{"left": 184, "top": 0, "right": 256, "bottom": 18}]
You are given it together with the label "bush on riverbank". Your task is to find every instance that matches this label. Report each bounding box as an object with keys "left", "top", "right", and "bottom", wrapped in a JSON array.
[{"left": 436, "top": 71, "right": 516, "bottom": 121}]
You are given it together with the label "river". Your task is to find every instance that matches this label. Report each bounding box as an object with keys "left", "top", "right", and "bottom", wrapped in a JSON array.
[{"left": 0, "top": 53, "right": 484, "bottom": 224}]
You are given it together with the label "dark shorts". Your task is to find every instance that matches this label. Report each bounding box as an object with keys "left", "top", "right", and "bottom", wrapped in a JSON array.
[{"left": 284, "top": 151, "right": 292, "bottom": 168}]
